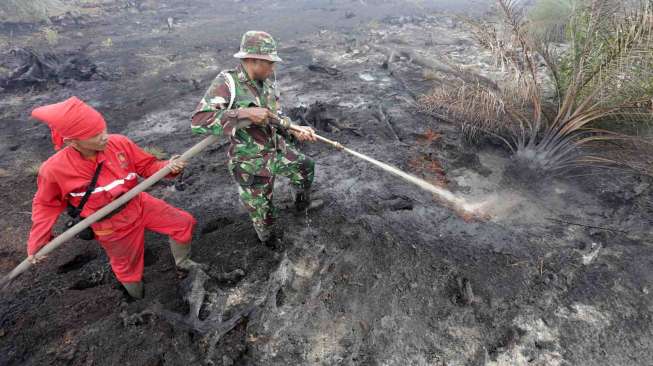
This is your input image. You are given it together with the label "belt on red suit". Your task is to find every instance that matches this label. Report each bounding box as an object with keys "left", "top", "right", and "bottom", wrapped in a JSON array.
[
  {"left": 100, "top": 201, "right": 129, "bottom": 221},
  {"left": 87, "top": 194, "right": 132, "bottom": 223}
]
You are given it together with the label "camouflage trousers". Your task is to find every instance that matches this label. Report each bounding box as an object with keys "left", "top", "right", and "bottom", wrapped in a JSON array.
[{"left": 229, "top": 145, "right": 315, "bottom": 234}]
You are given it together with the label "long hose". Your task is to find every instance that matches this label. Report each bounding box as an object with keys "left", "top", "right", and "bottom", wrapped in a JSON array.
[{"left": 273, "top": 115, "right": 485, "bottom": 219}]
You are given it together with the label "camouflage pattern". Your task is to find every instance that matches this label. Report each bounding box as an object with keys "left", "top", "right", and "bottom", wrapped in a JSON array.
[
  {"left": 233, "top": 31, "right": 282, "bottom": 62},
  {"left": 230, "top": 148, "right": 314, "bottom": 230},
  {"left": 191, "top": 62, "right": 314, "bottom": 234},
  {"left": 191, "top": 63, "right": 283, "bottom": 160}
]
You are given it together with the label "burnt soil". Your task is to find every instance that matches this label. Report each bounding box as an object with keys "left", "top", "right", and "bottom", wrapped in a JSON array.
[{"left": 1, "top": 1, "right": 652, "bottom": 365}]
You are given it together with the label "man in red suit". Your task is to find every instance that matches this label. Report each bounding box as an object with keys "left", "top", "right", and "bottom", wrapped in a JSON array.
[{"left": 27, "top": 96, "right": 199, "bottom": 299}]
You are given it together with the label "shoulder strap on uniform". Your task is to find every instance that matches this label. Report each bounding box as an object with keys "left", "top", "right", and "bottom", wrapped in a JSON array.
[
  {"left": 219, "top": 71, "right": 237, "bottom": 110},
  {"left": 67, "top": 162, "right": 104, "bottom": 218}
]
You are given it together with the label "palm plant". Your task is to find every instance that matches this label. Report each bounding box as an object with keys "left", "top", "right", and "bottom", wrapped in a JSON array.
[{"left": 419, "top": 0, "right": 653, "bottom": 174}]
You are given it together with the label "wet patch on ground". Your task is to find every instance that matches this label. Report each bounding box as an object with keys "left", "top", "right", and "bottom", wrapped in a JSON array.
[{"left": 1, "top": 1, "right": 652, "bottom": 365}]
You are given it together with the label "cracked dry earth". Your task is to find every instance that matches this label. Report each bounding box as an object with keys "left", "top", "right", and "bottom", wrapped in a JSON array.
[{"left": 1, "top": 1, "right": 652, "bottom": 365}]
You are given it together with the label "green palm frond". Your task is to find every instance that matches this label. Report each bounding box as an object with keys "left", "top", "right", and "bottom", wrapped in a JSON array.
[{"left": 419, "top": 0, "right": 653, "bottom": 176}]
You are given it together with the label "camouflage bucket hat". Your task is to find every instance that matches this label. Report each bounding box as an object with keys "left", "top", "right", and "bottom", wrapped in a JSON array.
[{"left": 233, "top": 30, "right": 283, "bottom": 62}]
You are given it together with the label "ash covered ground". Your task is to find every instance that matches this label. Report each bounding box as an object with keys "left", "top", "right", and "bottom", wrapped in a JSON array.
[{"left": 0, "top": 1, "right": 652, "bottom": 365}]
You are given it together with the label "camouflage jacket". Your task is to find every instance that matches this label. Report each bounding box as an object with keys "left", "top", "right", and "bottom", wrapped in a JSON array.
[{"left": 191, "top": 63, "right": 289, "bottom": 163}]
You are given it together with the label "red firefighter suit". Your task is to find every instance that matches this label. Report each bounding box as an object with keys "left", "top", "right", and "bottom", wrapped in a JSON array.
[{"left": 27, "top": 97, "right": 196, "bottom": 284}]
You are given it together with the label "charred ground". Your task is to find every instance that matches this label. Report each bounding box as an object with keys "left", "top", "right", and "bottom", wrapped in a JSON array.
[{"left": 0, "top": 1, "right": 652, "bottom": 365}]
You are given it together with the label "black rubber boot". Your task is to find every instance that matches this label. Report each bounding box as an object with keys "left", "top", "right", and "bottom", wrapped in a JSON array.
[
  {"left": 169, "top": 240, "right": 207, "bottom": 272},
  {"left": 294, "top": 187, "right": 311, "bottom": 212},
  {"left": 255, "top": 225, "right": 283, "bottom": 250},
  {"left": 122, "top": 281, "right": 144, "bottom": 299}
]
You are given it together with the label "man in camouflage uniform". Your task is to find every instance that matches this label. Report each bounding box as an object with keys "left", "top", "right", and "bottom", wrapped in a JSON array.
[{"left": 191, "top": 31, "right": 317, "bottom": 246}]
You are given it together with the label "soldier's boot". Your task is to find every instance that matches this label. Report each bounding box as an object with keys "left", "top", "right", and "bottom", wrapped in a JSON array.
[
  {"left": 294, "top": 186, "right": 324, "bottom": 212},
  {"left": 294, "top": 186, "right": 311, "bottom": 212},
  {"left": 122, "top": 281, "right": 144, "bottom": 299},
  {"left": 254, "top": 224, "right": 282, "bottom": 250},
  {"left": 169, "top": 239, "right": 206, "bottom": 272}
]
